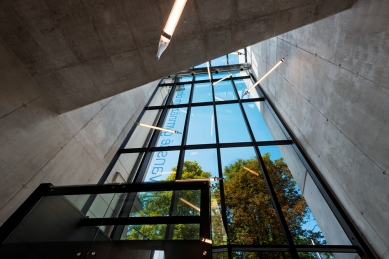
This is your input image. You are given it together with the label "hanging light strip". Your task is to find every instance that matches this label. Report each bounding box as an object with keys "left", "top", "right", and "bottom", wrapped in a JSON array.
[
  {"left": 156, "top": 0, "right": 187, "bottom": 59},
  {"left": 244, "top": 58, "right": 284, "bottom": 95},
  {"left": 206, "top": 61, "right": 212, "bottom": 82},
  {"left": 243, "top": 166, "right": 259, "bottom": 176},
  {"left": 179, "top": 198, "right": 200, "bottom": 212},
  {"left": 212, "top": 73, "right": 232, "bottom": 86},
  {"left": 230, "top": 51, "right": 243, "bottom": 55},
  {"left": 136, "top": 122, "right": 181, "bottom": 134},
  {"left": 201, "top": 238, "right": 213, "bottom": 244},
  {"left": 175, "top": 177, "right": 220, "bottom": 182}
]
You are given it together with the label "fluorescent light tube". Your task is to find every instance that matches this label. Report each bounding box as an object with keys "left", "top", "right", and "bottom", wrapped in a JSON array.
[
  {"left": 243, "top": 166, "right": 259, "bottom": 176},
  {"left": 175, "top": 177, "right": 220, "bottom": 182},
  {"left": 136, "top": 122, "right": 181, "bottom": 134},
  {"left": 179, "top": 198, "right": 200, "bottom": 212},
  {"left": 212, "top": 73, "right": 232, "bottom": 86},
  {"left": 156, "top": 0, "right": 187, "bottom": 59},
  {"left": 206, "top": 61, "right": 211, "bottom": 82},
  {"left": 244, "top": 58, "right": 284, "bottom": 95},
  {"left": 201, "top": 238, "right": 212, "bottom": 244}
]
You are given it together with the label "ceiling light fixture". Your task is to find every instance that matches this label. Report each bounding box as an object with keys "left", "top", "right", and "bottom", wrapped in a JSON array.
[
  {"left": 244, "top": 58, "right": 284, "bottom": 95},
  {"left": 231, "top": 51, "right": 243, "bottom": 55},
  {"left": 206, "top": 61, "right": 211, "bottom": 82},
  {"left": 212, "top": 73, "right": 232, "bottom": 86},
  {"left": 156, "top": 0, "right": 187, "bottom": 59},
  {"left": 136, "top": 122, "right": 181, "bottom": 134},
  {"left": 243, "top": 166, "right": 259, "bottom": 176},
  {"left": 179, "top": 198, "right": 200, "bottom": 212},
  {"left": 176, "top": 177, "right": 220, "bottom": 182}
]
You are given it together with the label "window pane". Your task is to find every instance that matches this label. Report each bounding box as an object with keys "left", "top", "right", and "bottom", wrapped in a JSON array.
[
  {"left": 125, "top": 224, "right": 167, "bottom": 240},
  {"left": 144, "top": 150, "right": 180, "bottom": 182},
  {"left": 170, "top": 84, "right": 191, "bottom": 105},
  {"left": 211, "top": 56, "right": 227, "bottom": 66},
  {"left": 258, "top": 145, "right": 352, "bottom": 246},
  {"left": 243, "top": 102, "right": 287, "bottom": 141},
  {"left": 187, "top": 106, "right": 216, "bottom": 145},
  {"left": 227, "top": 53, "right": 239, "bottom": 65},
  {"left": 234, "top": 79, "right": 261, "bottom": 99},
  {"left": 216, "top": 103, "right": 251, "bottom": 143},
  {"left": 148, "top": 86, "right": 171, "bottom": 106},
  {"left": 178, "top": 75, "right": 193, "bottom": 82},
  {"left": 192, "top": 82, "right": 213, "bottom": 103},
  {"left": 156, "top": 108, "right": 187, "bottom": 147},
  {"left": 220, "top": 147, "right": 286, "bottom": 245},
  {"left": 195, "top": 73, "right": 211, "bottom": 81},
  {"left": 184, "top": 149, "right": 219, "bottom": 178},
  {"left": 125, "top": 110, "right": 161, "bottom": 149},
  {"left": 214, "top": 81, "right": 236, "bottom": 102}
]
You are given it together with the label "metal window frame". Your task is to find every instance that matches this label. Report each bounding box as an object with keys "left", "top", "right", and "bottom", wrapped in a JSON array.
[{"left": 94, "top": 50, "right": 375, "bottom": 259}]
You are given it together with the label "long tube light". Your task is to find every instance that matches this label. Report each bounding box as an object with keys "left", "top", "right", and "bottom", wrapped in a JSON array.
[
  {"left": 156, "top": 0, "right": 187, "bottom": 59},
  {"left": 175, "top": 177, "right": 220, "bottom": 182},
  {"left": 212, "top": 73, "right": 232, "bottom": 86},
  {"left": 179, "top": 198, "right": 200, "bottom": 212},
  {"left": 310, "top": 239, "right": 323, "bottom": 259},
  {"left": 230, "top": 51, "right": 243, "bottom": 55},
  {"left": 136, "top": 122, "right": 181, "bottom": 134},
  {"left": 243, "top": 166, "right": 259, "bottom": 176},
  {"left": 244, "top": 58, "right": 284, "bottom": 95},
  {"left": 206, "top": 61, "right": 211, "bottom": 82},
  {"left": 201, "top": 238, "right": 212, "bottom": 244}
]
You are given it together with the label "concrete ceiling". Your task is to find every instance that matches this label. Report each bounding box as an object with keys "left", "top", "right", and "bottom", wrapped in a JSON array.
[{"left": 0, "top": 0, "right": 353, "bottom": 113}]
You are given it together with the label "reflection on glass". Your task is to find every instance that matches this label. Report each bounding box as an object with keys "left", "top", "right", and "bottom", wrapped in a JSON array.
[
  {"left": 173, "top": 224, "right": 200, "bottom": 240},
  {"left": 212, "top": 252, "right": 229, "bottom": 259},
  {"left": 148, "top": 86, "right": 172, "bottom": 106},
  {"left": 184, "top": 149, "right": 218, "bottom": 178},
  {"left": 178, "top": 75, "right": 193, "bottom": 82},
  {"left": 193, "top": 82, "right": 213, "bottom": 103},
  {"left": 171, "top": 84, "right": 191, "bottom": 105},
  {"left": 156, "top": 108, "right": 187, "bottom": 147},
  {"left": 214, "top": 81, "right": 236, "bottom": 101},
  {"left": 258, "top": 145, "right": 351, "bottom": 246},
  {"left": 234, "top": 79, "right": 261, "bottom": 99},
  {"left": 211, "top": 56, "right": 228, "bottom": 66},
  {"left": 243, "top": 102, "right": 287, "bottom": 141},
  {"left": 187, "top": 106, "right": 216, "bottom": 145},
  {"left": 216, "top": 103, "right": 251, "bottom": 143},
  {"left": 211, "top": 186, "right": 228, "bottom": 246},
  {"left": 144, "top": 151, "right": 180, "bottom": 182},
  {"left": 220, "top": 147, "right": 286, "bottom": 245},
  {"left": 131, "top": 191, "right": 172, "bottom": 217},
  {"left": 125, "top": 110, "right": 161, "bottom": 149},
  {"left": 233, "top": 252, "right": 291, "bottom": 259},
  {"left": 125, "top": 224, "right": 166, "bottom": 240},
  {"left": 298, "top": 252, "right": 358, "bottom": 259}
]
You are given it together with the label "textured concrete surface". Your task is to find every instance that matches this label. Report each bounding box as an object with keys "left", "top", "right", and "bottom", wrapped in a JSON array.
[
  {"left": 0, "top": 38, "right": 158, "bottom": 226},
  {"left": 248, "top": 0, "right": 389, "bottom": 257},
  {"left": 0, "top": 0, "right": 353, "bottom": 113}
]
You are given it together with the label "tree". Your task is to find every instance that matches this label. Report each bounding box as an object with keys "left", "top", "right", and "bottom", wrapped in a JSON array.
[
  {"left": 215, "top": 153, "right": 327, "bottom": 259},
  {"left": 126, "top": 161, "right": 211, "bottom": 241},
  {"left": 126, "top": 156, "right": 328, "bottom": 259}
]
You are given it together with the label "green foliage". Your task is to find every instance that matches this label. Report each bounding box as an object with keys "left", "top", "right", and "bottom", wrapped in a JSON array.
[
  {"left": 126, "top": 161, "right": 210, "bottom": 241},
  {"left": 126, "top": 156, "right": 329, "bottom": 259}
]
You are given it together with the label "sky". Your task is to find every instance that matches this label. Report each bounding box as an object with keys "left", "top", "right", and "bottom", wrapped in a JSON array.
[{"left": 138, "top": 53, "right": 328, "bottom": 243}]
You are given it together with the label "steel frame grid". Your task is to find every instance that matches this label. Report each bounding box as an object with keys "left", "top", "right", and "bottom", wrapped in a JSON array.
[{"left": 91, "top": 54, "right": 373, "bottom": 258}]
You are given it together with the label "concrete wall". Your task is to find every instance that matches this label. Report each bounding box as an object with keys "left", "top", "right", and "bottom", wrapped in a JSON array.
[
  {"left": 247, "top": 0, "right": 389, "bottom": 258},
  {"left": 0, "top": 38, "right": 158, "bottom": 227},
  {"left": 0, "top": 0, "right": 354, "bottom": 113}
]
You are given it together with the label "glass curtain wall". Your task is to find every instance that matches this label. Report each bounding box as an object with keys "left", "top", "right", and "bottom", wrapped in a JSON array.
[{"left": 96, "top": 50, "right": 370, "bottom": 259}]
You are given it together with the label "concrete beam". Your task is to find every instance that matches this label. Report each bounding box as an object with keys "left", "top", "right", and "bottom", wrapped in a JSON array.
[{"left": 0, "top": 0, "right": 353, "bottom": 113}]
